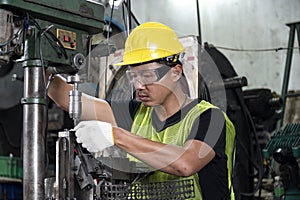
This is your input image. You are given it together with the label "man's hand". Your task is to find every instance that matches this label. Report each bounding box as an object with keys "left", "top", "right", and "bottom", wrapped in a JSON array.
[{"left": 74, "top": 121, "right": 114, "bottom": 152}]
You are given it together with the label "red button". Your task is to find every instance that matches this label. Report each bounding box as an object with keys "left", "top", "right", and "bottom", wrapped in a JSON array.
[
  {"left": 71, "top": 41, "right": 76, "bottom": 48},
  {"left": 64, "top": 35, "right": 70, "bottom": 42}
]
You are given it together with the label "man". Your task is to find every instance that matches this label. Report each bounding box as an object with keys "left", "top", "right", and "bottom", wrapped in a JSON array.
[{"left": 48, "top": 22, "right": 236, "bottom": 199}]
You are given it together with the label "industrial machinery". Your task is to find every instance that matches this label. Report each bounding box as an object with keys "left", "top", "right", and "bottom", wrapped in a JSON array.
[
  {"left": 263, "top": 123, "right": 300, "bottom": 199},
  {"left": 0, "top": 0, "right": 106, "bottom": 199}
]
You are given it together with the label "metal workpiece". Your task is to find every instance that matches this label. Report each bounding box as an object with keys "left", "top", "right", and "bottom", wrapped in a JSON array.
[{"left": 56, "top": 130, "right": 76, "bottom": 199}]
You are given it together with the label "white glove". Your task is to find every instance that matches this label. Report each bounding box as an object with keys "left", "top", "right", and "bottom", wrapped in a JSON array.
[{"left": 74, "top": 121, "right": 114, "bottom": 152}]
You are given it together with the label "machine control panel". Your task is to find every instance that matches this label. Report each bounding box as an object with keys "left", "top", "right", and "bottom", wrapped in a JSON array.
[{"left": 56, "top": 28, "right": 76, "bottom": 50}]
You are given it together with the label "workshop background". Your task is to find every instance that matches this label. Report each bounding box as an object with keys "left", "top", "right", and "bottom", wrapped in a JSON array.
[
  {"left": 131, "top": 0, "right": 300, "bottom": 93},
  {"left": 0, "top": 0, "right": 299, "bottom": 199}
]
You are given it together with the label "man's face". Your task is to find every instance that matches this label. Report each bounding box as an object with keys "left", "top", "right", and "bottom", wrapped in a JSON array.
[{"left": 126, "top": 62, "right": 173, "bottom": 106}]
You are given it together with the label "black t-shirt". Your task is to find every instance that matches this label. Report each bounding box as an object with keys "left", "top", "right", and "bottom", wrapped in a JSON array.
[{"left": 108, "top": 99, "right": 230, "bottom": 199}]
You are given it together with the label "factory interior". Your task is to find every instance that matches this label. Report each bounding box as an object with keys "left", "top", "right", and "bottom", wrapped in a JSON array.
[{"left": 0, "top": 0, "right": 300, "bottom": 199}]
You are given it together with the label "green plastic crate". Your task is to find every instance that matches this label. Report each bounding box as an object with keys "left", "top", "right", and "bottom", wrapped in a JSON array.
[{"left": 0, "top": 156, "right": 22, "bottom": 179}]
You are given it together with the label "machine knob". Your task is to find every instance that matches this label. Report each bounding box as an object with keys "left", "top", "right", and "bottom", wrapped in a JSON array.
[{"left": 71, "top": 53, "right": 85, "bottom": 71}]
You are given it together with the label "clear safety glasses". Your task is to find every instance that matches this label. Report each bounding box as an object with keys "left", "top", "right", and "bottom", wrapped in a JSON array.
[{"left": 126, "top": 65, "right": 171, "bottom": 86}]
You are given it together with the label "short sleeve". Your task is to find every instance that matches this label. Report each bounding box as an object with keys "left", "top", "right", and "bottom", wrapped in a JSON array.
[
  {"left": 186, "top": 108, "right": 226, "bottom": 158},
  {"left": 107, "top": 99, "right": 141, "bottom": 131}
]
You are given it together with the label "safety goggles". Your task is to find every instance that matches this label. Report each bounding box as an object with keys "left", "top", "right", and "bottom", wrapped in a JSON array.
[{"left": 126, "top": 65, "right": 171, "bottom": 85}]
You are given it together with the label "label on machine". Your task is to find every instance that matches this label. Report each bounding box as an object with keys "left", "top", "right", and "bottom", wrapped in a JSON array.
[{"left": 56, "top": 28, "right": 77, "bottom": 50}]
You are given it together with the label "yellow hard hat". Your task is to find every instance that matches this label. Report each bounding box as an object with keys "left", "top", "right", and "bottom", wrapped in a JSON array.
[{"left": 114, "top": 22, "right": 185, "bottom": 66}]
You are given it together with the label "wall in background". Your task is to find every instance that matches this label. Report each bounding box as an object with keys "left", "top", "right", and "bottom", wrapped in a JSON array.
[{"left": 131, "top": 0, "right": 300, "bottom": 94}]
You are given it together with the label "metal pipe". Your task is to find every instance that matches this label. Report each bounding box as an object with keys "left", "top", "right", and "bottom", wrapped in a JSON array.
[
  {"left": 127, "top": 0, "right": 132, "bottom": 31},
  {"left": 196, "top": 0, "right": 202, "bottom": 45},
  {"left": 278, "top": 23, "right": 298, "bottom": 128},
  {"left": 22, "top": 60, "right": 46, "bottom": 200},
  {"left": 126, "top": 0, "right": 131, "bottom": 35}
]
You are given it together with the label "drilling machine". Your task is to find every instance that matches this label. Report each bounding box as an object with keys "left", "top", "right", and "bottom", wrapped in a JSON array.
[{"left": 0, "top": 0, "right": 105, "bottom": 199}]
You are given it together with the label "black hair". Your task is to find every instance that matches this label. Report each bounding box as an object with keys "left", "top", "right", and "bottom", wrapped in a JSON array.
[{"left": 129, "top": 53, "right": 184, "bottom": 68}]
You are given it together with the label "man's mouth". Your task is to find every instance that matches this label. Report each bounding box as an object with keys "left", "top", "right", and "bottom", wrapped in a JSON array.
[{"left": 137, "top": 93, "right": 150, "bottom": 101}]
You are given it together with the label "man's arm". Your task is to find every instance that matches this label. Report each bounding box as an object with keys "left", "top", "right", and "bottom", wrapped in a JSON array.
[
  {"left": 81, "top": 93, "right": 117, "bottom": 126},
  {"left": 47, "top": 73, "right": 117, "bottom": 126},
  {"left": 113, "top": 127, "right": 215, "bottom": 177}
]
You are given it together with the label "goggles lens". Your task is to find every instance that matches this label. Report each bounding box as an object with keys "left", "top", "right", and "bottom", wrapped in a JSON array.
[{"left": 126, "top": 65, "right": 171, "bottom": 85}]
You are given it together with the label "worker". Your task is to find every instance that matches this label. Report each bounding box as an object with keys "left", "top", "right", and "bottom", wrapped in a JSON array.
[{"left": 47, "top": 21, "right": 236, "bottom": 199}]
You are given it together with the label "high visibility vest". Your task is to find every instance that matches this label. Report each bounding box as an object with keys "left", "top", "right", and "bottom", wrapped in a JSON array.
[{"left": 129, "top": 100, "right": 236, "bottom": 200}]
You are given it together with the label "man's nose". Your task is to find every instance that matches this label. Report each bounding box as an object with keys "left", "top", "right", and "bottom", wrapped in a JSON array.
[{"left": 133, "top": 79, "right": 146, "bottom": 89}]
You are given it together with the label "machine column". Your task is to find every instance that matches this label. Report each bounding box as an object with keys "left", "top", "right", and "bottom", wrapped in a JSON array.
[{"left": 22, "top": 60, "right": 46, "bottom": 200}]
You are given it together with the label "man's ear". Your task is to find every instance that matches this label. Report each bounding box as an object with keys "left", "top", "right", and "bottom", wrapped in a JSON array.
[{"left": 170, "top": 64, "right": 183, "bottom": 81}]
